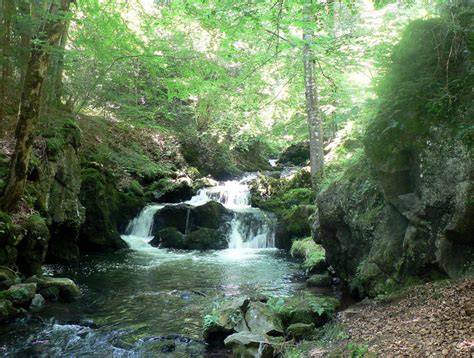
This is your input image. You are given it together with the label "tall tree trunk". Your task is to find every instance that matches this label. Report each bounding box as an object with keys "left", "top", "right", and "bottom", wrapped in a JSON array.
[
  {"left": 1, "top": 0, "right": 72, "bottom": 211},
  {"left": 0, "top": 0, "right": 13, "bottom": 135},
  {"left": 52, "top": 19, "right": 70, "bottom": 105},
  {"left": 18, "top": 0, "right": 33, "bottom": 90},
  {"left": 303, "top": 1, "right": 324, "bottom": 187}
]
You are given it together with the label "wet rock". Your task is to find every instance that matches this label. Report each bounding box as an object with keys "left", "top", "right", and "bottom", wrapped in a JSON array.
[
  {"left": 244, "top": 301, "right": 284, "bottom": 337},
  {"left": 0, "top": 266, "right": 19, "bottom": 283},
  {"left": 287, "top": 323, "right": 315, "bottom": 340},
  {"left": 150, "top": 228, "right": 186, "bottom": 249},
  {"left": 30, "top": 294, "right": 45, "bottom": 309},
  {"left": 147, "top": 178, "right": 195, "bottom": 203},
  {"left": 224, "top": 331, "right": 284, "bottom": 358},
  {"left": 4, "top": 283, "right": 37, "bottom": 306},
  {"left": 36, "top": 277, "right": 81, "bottom": 302},
  {"left": 152, "top": 204, "right": 193, "bottom": 234},
  {"left": 193, "top": 201, "right": 232, "bottom": 229},
  {"left": 185, "top": 228, "right": 227, "bottom": 250},
  {"left": 306, "top": 274, "right": 333, "bottom": 288}
]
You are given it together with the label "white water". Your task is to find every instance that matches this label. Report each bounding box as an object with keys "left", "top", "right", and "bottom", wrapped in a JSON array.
[
  {"left": 122, "top": 174, "right": 275, "bottom": 250},
  {"left": 121, "top": 204, "right": 164, "bottom": 249}
]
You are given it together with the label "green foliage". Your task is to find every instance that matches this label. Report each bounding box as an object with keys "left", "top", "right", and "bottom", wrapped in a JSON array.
[
  {"left": 347, "top": 342, "right": 369, "bottom": 357},
  {"left": 290, "top": 238, "right": 326, "bottom": 271}
]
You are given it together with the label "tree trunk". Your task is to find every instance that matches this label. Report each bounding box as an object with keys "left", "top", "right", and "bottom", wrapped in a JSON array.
[
  {"left": 1, "top": 0, "right": 72, "bottom": 211},
  {"left": 303, "top": 1, "right": 324, "bottom": 187},
  {"left": 52, "top": 19, "right": 70, "bottom": 105},
  {"left": 18, "top": 0, "right": 33, "bottom": 90},
  {"left": 0, "top": 0, "right": 13, "bottom": 134}
]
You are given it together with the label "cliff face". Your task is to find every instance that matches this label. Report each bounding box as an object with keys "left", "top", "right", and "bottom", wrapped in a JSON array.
[{"left": 315, "top": 12, "right": 474, "bottom": 296}]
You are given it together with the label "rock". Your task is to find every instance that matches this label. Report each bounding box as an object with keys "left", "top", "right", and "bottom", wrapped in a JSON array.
[
  {"left": 147, "top": 178, "right": 195, "bottom": 203},
  {"left": 203, "top": 297, "right": 250, "bottom": 346},
  {"left": 152, "top": 204, "right": 192, "bottom": 234},
  {"left": 0, "top": 299, "right": 13, "bottom": 321},
  {"left": 244, "top": 301, "right": 284, "bottom": 337},
  {"left": 193, "top": 201, "right": 232, "bottom": 229},
  {"left": 0, "top": 266, "right": 19, "bottom": 283},
  {"left": 287, "top": 323, "right": 315, "bottom": 340},
  {"left": 4, "top": 283, "right": 37, "bottom": 306},
  {"left": 278, "top": 141, "right": 310, "bottom": 166},
  {"left": 306, "top": 274, "right": 333, "bottom": 288},
  {"left": 37, "top": 277, "right": 81, "bottom": 302},
  {"left": 150, "top": 228, "right": 186, "bottom": 249},
  {"left": 276, "top": 294, "right": 340, "bottom": 327},
  {"left": 79, "top": 168, "right": 138, "bottom": 254},
  {"left": 30, "top": 294, "right": 45, "bottom": 309},
  {"left": 16, "top": 215, "right": 50, "bottom": 277},
  {"left": 224, "top": 331, "right": 284, "bottom": 358},
  {"left": 185, "top": 228, "right": 227, "bottom": 250},
  {"left": 38, "top": 286, "right": 60, "bottom": 302}
]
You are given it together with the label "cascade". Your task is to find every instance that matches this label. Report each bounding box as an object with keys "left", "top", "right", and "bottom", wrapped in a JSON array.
[
  {"left": 122, "top": 174, "right": 275, "bottom": 250},
  {"left": 121, "top": 204, "right": 164, "bottom": 249}
]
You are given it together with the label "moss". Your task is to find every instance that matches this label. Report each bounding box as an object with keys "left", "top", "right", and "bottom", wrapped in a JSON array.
[
  {"left": 290, "top": 237, "right": 326, "bottom": 271},
  {"left": 127, "top": 180, "right": 144, "bottom": 197}
]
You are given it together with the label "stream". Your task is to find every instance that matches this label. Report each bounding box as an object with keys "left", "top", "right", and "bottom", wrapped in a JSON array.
[{"left": 0, "top": 175, "right": 304, "bottom": 357}]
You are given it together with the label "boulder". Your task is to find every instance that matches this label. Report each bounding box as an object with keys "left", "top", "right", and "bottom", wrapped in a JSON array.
[
  {"left": 152, "top": 204, "right": 192, "bottom": 234},
  {"left": 244, "top": 301, "right": 284, "bottom": 337},
  {"left": 0, "top": 266, "right": 19, "bottom": 283},
  {"left": 287, "top": 323, "right": 315, "bottom": 340},
  {"left": 3, "top": 283, "right": 36, "bottom": 306},
  {"left": 16, "top": 215, "right": 50, "bottom": 277},
  {"left": 30, "top": 294, "right": 45, "bottom": 309},
  {"left": 150, "top": 228, "right": 186, "bottom": 249},
  {"left": 193, "top": 201, "right": 232, "bottom": 229},
  {"left": 276, "top": 294, "right": 340, "bottom": 327},
  {"left": 0, "top": 299, "right": 14, "bottom": 322},
  {"left": 306, "top": 274, "right": 333, "bottom": 288},
  {"left": 35, "top": 277, "right": 81, "bottom": 302},
  {"left": 224, "top": 331, "right": 284, "bottom": 358},
  {"left": 185, "top": 228, "right": 227, "bottom": 250},
  {"left": 203, "top": 297, "right": 250, "bottom": 346},
  {"left": 278, "top": 141, "right": 310, "bottom": 166}
]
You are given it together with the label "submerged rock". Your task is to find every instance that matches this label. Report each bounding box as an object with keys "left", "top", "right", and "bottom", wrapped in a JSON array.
[{"left": 185, "top": 228, "right": 227, "bottom": 250}]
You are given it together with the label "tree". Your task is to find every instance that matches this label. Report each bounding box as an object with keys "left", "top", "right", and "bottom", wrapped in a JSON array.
[
  {"left": 1, "top": 0, "right": 73, "bottom": 211},
  {"left": 303, "top": 1, "right": 324, "bottom": 186}
]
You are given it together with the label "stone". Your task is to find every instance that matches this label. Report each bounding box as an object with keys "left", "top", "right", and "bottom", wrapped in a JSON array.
[
  {"left": 193, "top": 201, "right": 232, "bottom": 229},
  {"left": 306, "top": 274, "right": 333, "bottom": 288},
  {"left": 0, "top": 299, "right": 13, "bottom": 321},
  {"left": 4, "top": 283, "right": 36, "bottom": 306},
  {"left": 37, "top": 277, "right": 81, "bottom": 302},
  {"left": 185, "top": 228, "right": 227, "bottom": 250},
  {"left": 150, "top": 228, "right": 186, "bottom": 249},
  {"left": 0, "top": 266, "right": 19, "bottom": 283},
  {"left": 224, "top": 331, "right": 284, "bottom": 358},
  {"left": 16, "top": 215, "right": 50, "bottom": 277},
  {"left": 278, "top": 141, "right": 310, "bottom": 166},
  {"left": 244, "top": 301, "right": 284, "bottom": 337},
  {"left": 30, "top": 294, "right": 45, "bottom": 309},
  {"left": 287, "top": 323, "right": 315, "bottom": 340}
]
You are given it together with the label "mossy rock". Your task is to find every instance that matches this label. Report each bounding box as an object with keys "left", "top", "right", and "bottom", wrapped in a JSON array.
[
  {"left": 278, "top": 141, "right": 310, "bottom": 166},
  {"left": 287, "top": 323, "right": 315, "bottom": 340},
  {"left": 275, "top": 294, "right": 340, "bottom": 328},
  {"left": 193, "top": 201, "right": 231, "bottom": 229},
  {"left": 306, "top": 274, "right": 333, "bottom": 288},
  {"left": 185, "top": 228, "right": 227, "bottom": 250},
  {"left": 150, "top": 228, "right": 186, "bottom": 249},
  {"left": 17, "top": 215, "right": 50, "bottom": 277}
]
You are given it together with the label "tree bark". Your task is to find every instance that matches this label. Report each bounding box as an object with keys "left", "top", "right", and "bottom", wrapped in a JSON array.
[
  {"left": 0, "top": 0, "right": 14, "bottom": 134},
  {"left": 1, "top": 0, "right": 72, "bottom": 211},
  {"left": 52, "top": 19, "right": 70, "bottom": 105},
  {"left": 303, "top": 1, "right": 324, "bottom": 187}
]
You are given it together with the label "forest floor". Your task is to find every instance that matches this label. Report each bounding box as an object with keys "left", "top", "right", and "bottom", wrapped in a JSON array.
[{"left": 315, "top": 278, "right": 474, "bottom": 357}]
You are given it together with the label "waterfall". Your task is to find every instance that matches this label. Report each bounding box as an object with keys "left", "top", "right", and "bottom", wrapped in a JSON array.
[
  {"left": 121, "top": 204, "right": 164, "bottom": 249},
  {"left": 122, "top": 174, "right": 275, "bottom": 250}
]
